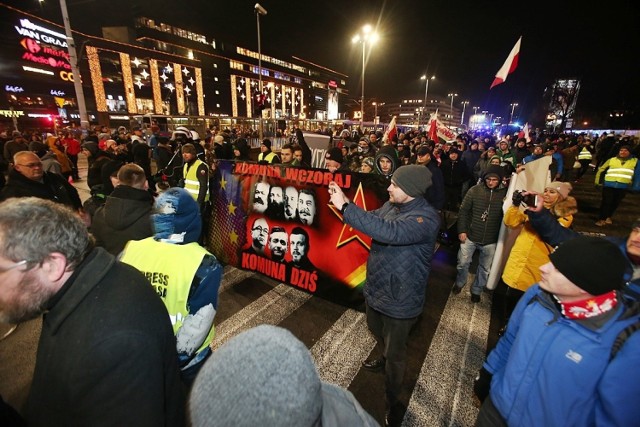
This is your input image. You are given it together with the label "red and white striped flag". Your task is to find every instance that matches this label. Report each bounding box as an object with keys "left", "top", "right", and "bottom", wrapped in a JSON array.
[
  {"left": 490, "top": 36, "right": 522, "bottom": 89},
  {"left": 382, "top": 115, "right": 397, "bottom": 143}
]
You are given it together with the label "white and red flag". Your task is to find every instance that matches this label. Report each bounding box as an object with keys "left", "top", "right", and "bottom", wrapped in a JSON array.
[
  {"left": 382, "top": 115, "right": 397, "bottom": 143},
  {"left": 490, "top": 36, "right": 522, "bottom": 89},
  {"left": 428, "top": 111, "right": 456, "bottom": 142}
]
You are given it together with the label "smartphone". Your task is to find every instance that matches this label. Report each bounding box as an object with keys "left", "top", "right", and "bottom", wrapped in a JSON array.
[{"left": 522, "top": 194, "right": 538, "bottom": 207}]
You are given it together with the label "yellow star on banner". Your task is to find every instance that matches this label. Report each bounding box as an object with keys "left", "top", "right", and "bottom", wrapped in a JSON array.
[
  {"left": 328, "top": 182, "right": 372, "bottom": 250},
  {"left": 220, "top": 175, "right": 228, "bottom": 191},
  {"left": 229, "top": 230, "right": 238, "bottom": 244},
  {"left": 228, "top": 201, "right": 237, "bottom": 215}
]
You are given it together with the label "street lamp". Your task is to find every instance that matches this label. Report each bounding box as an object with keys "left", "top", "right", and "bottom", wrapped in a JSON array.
[
  {"left": 473, "top": 106, "right": 479, "bottom": 115},
  {"left": 510, "top": 102, "right": 518, "bottom": 123},
  {"left": 447, "top": 93, "right": 458, "bottom": 127},
  {"left": 460, "top": 101, "right": 469, "bottom": 125},
  {"left": 255, "top": 3, "right": 267, "bottom": 139},
  {"left": 372, "top": 101, "right": 384, "bottom": 124},
  {"left": 420, "top": 74, "right": 435, "bottom": 127},
  {"left": 352, "top": 25, "right": 378, "bottom": 129}
]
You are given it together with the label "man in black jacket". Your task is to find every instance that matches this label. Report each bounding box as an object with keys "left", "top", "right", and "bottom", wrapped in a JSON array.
[
  {"left": 0, "top": 151, "right": 82, "bottom": 212},
  {"left": 0, "top": 198, "right": 185, "bottom": 426},
  {"left": 452, "top": 165, "right": 507, "bottom": 302},
  {"left": 90, "top": 163, "right": 154, "bottom": 255}
]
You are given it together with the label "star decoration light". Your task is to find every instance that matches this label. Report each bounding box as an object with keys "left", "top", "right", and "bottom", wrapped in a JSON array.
[
  {"left": 164, "top": 64, "right": 173, "bottom": 73},
  {"left": 240, "top": 93, "right": 246, "bottom": 100},
  {"left": 165, "top": 83, "right": 175, "bottom": 92},
  {"left": 132, "top": 57, "right": 141, "bottom": 67},
  {"left": 184, "top": 86, "right": 191, "bottom": 95},
  {"left": 237, "top": 85, "right": 242, "bottom": 92},
  {"left": 140, "top": 69, "right": 149, "bottom": 79},
  {"left": 188, "top": 77, "right": 195, "bottom": 86},
  {"left": 182, "top": 67, "right": 190, "bottom": 76},
  {"left": 134, "top": 79, "right": 143, "bottom": 89},
  {"left": 329, "top": 183, "right": 372, "bottom": 250},
  {"left": 160, "top": 73, "right": 168, "bottom": 82}
]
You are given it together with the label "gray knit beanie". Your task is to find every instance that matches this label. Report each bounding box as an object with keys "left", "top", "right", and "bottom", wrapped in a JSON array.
[
  {"left": 189, "top": 325, "right": 323, "bottom": 427},
  {"left": 391, "top": 165, "right": 432, "bottom": 197}
]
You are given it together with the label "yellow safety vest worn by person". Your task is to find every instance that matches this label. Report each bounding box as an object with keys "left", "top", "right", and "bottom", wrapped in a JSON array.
[
  {"left": 121, "top": 238, "right": 215, "bottom": 356},
  {"left": 258, "top": 151, "right": 278, "bottom": 163},
  {"left": 183, "top": 159, "right": 209, "bottom": 202},
  {"left": 578, "top": 146, "right": 592, "bottom": 160},
  {"left": 596, "top": 157, "right": 637, "bottom": 188}
]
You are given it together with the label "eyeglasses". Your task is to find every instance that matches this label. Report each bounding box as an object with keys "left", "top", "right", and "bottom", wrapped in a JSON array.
[
  {"left": 0, "top": 260, "right": 28, "bottom": 273},
  {"left": 252, "top": 226, "right": 268, "bottom": 234},
  {"left": 17, "top": 162, "right": 43, "bottom": 169}
]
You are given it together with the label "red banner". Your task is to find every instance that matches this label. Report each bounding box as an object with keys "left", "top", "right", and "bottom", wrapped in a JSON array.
[{"left": 207, "top": 161, "right": 390, "bottom": 307}]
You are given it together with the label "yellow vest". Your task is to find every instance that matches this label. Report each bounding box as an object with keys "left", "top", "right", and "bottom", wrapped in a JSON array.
[
  {"left": 120, "top": 238, "right": 215, "bottom": 355},
  {"left": 258, "top": 151, "right": 278, "bottom": 163},
  {"left": 183, "top": 159, "right": 209, "bottom": 201},
  {"left": 577, "top": 147, "right": 592, "bottom": 160},
  {"left": 604, "top": 157, "right": 637, "bottom": 185}
]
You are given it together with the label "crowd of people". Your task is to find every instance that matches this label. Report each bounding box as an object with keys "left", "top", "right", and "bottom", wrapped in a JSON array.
[{"left": 1, "top": 121, "right": 640, "bottom": 426}]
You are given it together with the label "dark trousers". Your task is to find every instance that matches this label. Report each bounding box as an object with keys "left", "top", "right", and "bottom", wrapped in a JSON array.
[
  {"left": 68, "top": 153, "right": 79, "bottom": 179},
  {"left": 599, "top": 186, "right": 627, "bottom": 220},
  {"left": 365, "top": 303, "right": 418, "bottom": 408},
  {"left": 475, "top": 396, "right": 507, "bottom": 427}
]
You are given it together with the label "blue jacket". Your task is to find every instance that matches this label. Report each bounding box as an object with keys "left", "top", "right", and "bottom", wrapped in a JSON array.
[
  {"left": 526, "top": 209, "right": 640, "bottom": 299},
  {"left": 485, "top": 285, "right": 640, "bottom": 426},
  {"left": 343, "top": 197, "right": 439, "bottom": 319}
]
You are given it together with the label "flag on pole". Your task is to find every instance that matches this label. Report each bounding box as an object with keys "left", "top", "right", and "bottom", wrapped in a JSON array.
[
  {"left": 428, "top": 110, "right": 457, "bottom": 142},
  {"left": 490, "top": 36, "right": 522, "bottom": 89},
  {"left": 382, "top": 115, "right": 397, "bottom": 143},
  {"left": 428, "top": 110, "right": 439, "bottom": 142}
]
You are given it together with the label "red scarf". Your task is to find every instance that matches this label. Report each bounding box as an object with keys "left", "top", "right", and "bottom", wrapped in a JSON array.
[{"left": 557, "top": 291, "right": 618, "bottom": 319}]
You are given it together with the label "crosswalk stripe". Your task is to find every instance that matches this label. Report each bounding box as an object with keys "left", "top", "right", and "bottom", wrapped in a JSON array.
[
  {"left": 212, "top": 283, "right": 312, "bottom": 351},
  {"left": 310, "top": 309, "right": 376, "bottom": 389},
  {"left": 404, "top": 280, "right": 489, "bottom": 427}
]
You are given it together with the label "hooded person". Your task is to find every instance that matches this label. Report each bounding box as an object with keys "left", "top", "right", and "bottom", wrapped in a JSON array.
[
  {"left": 189, "top": 325, "right": 377, "bottom": 427},
  {"left": 46, "top": 135, "right": 73, "bottom": 178},
  {"left": 120, "top": 187, "right": 223, "bottom": 386},
  {"left": 374, "top": 145, "right": 400, "bottom": 178},
  {"left": 233, "top": 138, "right": 251, "bottom": 161}
]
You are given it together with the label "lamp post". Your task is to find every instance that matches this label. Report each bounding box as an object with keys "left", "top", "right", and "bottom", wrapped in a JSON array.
[
  {"left": 420, "top": 74, "right": 435, "bottom": 127},
  {"left": 255, "top": 3, "right": 267, "bottom": 140},
  {"left": 510, "top": 102, "right": 518, "bottom": 123},
  {"left": 473, "top": 106, "right": 479, "bottom": 115},
  {"left": 59, "top": 0, "right": 89, "bottom": 132},
  {"left": 447, "top": 93, "right": 458, "bottom": 127},
  {"left": 460, "top": 101, "right": 469, "bottom": 125},
  {"left": 352, "top": 25, "right": 378, "bottom": 130},
  {"left": 372, "top": 101, "right": 384, "bottom": 124}
]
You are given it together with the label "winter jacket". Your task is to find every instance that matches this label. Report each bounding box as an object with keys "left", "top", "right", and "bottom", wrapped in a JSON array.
[
  {"left": 485, "top": 285, "right": 640, "bottom": 427},
  {"left": 90, "top": 185, "right": 154, "bottom": 255},
  {"left": 25, "top": 248, "right": 186, "bottom": 427},
  {"left": 440, "top": 157, "right": 470, "bottom": 187},
  {"left": 502, "top": 205, "right": 573, "bottom": 292},
  {"left": 343, "top": 197, "right": 439, "bottom": 319},
  {"left": 0, "top": 168, "right": 82, "bottom": 210},
  {"left": 461, "top": 149, "right": 481, "bottom": 176},
  {"left": 457, "top": 180, "right": 506, "bottom": 245},
  {"left": 424, "top": 161, "right": 445, "bottom": 210}
]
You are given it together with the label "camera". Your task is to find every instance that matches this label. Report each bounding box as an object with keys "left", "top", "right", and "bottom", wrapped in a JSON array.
[{"left": 512, "top": 190, "right": 537, "bottom": 207}]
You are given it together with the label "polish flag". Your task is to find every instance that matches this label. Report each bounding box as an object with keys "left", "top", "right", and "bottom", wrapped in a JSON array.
[
  {"left": 428, "top": 111, "right": 439, "bottom": 142},
  {"left": 490, "top": 36, "right": 522, "bottom": 89},
  {"left": 382, "top": 115, "right": 397, "bottom": 143}
]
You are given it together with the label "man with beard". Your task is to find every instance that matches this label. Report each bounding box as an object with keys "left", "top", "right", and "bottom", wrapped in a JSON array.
[
  {"left": 0, "top": 198, "right": 185, "bottom": 426},
  {"left": 297, "top": 189, "right": 316, "bottom": 225},
  {"left": 288, "top": 227, "right": 316, "bottom": 271},
  {"left": 284, "top": 186, "right": 298, "bottom": 221},
  {"left": 268, "top": 227, "right": 288, "bottom": 262},
  {"left": 247, "top": 218, "right": 269, "bottom": 255},
  {"left": 253, "top": 181, "right": 270, "bottom": 214},
  {"left": 265, "top": 185, "right": 285, "bottom": 220}
]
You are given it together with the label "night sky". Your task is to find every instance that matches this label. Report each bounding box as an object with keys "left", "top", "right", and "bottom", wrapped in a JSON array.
[{"left": 8, "top": 0, "right": 640, "bottom": 123}]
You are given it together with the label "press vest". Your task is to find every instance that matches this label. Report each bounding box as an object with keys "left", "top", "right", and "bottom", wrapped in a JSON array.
[
  {"left": 578, "top": 147, "right": 593, "bottom": 160},
  {"left": 258, "top": 151, "right": 278, "bottom": 163},
  {"left": 120, "top": 238, "right": 215, "bottom": 355},
  {"left": 604, "top": 157, "right": 637, "bottom": 185},
  {"left": 183, "top": 159, "right": 209, "bottom": 201}
]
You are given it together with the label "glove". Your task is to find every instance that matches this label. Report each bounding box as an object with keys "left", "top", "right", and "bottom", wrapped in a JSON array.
[
  {"left": 511, "top": 191, "right": 524, "bottom": 206},
  {"left": 473, "top": 367, "right": 493, "bottom": 403}
]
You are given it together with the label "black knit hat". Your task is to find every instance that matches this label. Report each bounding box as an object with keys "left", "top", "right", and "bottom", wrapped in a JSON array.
[
  {"left": 391, "top": 165, "right": 432, "bottom": 197},
  {"left": 325, "top": 147, "right": 343, "bottom": 163},
  {"left": 549, "top": 236, "right": 628, "bottom": 296},
  {"left": 262, "top": 139, "right": 272, "bottom": 149},
  {"left": 483, "top": 165, "right": 504, "bottom": 181}
]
